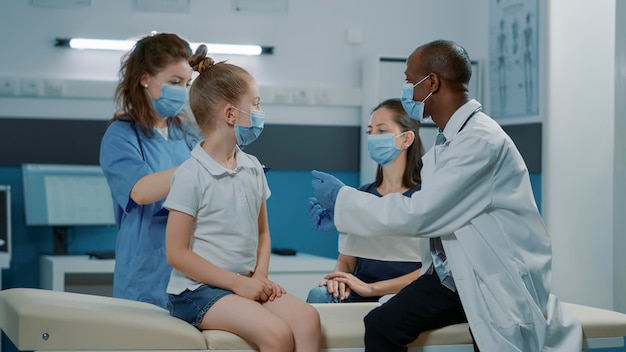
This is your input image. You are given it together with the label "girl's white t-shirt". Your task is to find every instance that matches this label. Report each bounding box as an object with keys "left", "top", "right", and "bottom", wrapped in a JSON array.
[{"left": 164, "top": 144, "right": 271, "bottom": 294}]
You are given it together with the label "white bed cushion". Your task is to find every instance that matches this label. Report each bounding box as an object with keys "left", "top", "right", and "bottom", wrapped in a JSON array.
[
  {"left": 2, "top": 288, "right": 626, "bottom": 351},
  {"left": 0, "top": 288, "right": 206, "bottom": 350},
  {"left": 201, "top": 302, "right": 473, "bottom": 349},
  {"left": 203, "top": 302, "right": 626, "bottom": 349},
  {"left": 563, "top": 302, "right": 626, "bottom": 339},
  {"left": 202, "top": 303, "right": 380, "bottom": 349}
]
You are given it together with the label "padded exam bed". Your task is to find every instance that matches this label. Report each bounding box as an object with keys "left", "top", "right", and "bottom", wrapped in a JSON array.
[{"left": 1, "top": 288, "right": 625, "bottom": 351}]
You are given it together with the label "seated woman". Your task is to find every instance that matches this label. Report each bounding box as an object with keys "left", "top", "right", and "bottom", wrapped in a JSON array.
[{"left": 307, "top": 98, "right": 424, "bottom": 303}]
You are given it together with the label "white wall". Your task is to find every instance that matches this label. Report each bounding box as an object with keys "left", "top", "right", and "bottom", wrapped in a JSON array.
[
  {"left": 0, "top": 0, "right": 488, "bottom": 125},
  {"left": 2, "top": 0, "right": 623, "bottom": 311},
  {"left": 614, "top": 1, "right": 626, "bottom": 314},
  {"left": 545, "top": 0, "right": 625, "bottom": 311}
]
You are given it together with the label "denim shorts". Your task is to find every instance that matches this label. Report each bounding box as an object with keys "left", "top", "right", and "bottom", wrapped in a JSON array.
[{"left": 168, "top": 284, "right": 233, "bottom": 326}]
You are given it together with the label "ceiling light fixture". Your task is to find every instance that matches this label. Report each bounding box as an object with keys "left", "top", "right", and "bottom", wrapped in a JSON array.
[{"left": 54, "top": 37, "right": 274, "bottom": 56}]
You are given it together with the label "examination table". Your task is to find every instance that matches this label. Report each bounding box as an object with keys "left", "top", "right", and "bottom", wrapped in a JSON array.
[{"left": 1, "top": 288, "right": 626, "bottom": 352}]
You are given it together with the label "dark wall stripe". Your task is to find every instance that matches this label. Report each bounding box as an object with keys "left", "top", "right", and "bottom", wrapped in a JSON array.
[
  {"left": 0, "top": 118, "right": 361, "bottom": 171},
  {"left": 0, "top": 118, "right": 537, "bottom": 173},
  {"left": 502, "top": 123, "right": 542, "bottom": 173},
  {"left": 245, "top": 125, "right": 360, "bottom": 171},
  {"left": 0, "top": 118, "right": 109, "bottom": 166}
]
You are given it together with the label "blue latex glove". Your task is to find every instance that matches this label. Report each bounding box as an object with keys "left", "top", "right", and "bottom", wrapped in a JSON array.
[
  {"left": 311, "top": 170, "right": 345, "bottom": 209},
  {"left": 307, "top": 197, "right": 336, "bottom": 232}
]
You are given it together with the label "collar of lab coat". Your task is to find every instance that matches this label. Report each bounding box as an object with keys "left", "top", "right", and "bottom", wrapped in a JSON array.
[
  {"left": 191, "top": 143, "right": 257, "bottom": 176},
  {"left": 441, "top": 99, "right": 482, "bottom": 141}
]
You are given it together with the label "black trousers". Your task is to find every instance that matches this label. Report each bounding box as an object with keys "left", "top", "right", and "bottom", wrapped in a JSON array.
[{"left": 363, "top": 270, "right": 479, "bottom": 352}]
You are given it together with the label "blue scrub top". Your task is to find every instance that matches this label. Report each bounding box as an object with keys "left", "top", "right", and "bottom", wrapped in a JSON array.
[{"left": 99, "top": 119, "right": 200, "bottom": 308}]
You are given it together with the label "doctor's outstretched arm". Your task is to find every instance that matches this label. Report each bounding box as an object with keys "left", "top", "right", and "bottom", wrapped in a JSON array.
[{"left": 332, "top": 134, "right": 497, "bottom": 239}]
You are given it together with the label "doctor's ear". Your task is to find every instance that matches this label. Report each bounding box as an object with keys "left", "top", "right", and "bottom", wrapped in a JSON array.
[{"left": 427, "top": 73, "right": 441, "bottom": 92}]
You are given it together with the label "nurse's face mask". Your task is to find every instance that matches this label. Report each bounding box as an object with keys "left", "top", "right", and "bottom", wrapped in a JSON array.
[
  {"left": 367, "top": 132, "right": 408, "bottom": 167},
  {"left": 231, "top": 106, "right": 265, "bottom": 147},
  {"left": 401, "top": 75, "right": 433, "bottom": 122},
  {"left": 150, "top": 80, "right": 188, "bottom": 118}
]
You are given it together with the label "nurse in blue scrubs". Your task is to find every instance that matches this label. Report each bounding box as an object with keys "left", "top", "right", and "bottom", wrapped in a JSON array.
[{"left": 99, "top": 33, "right": 201, "bottom": 308}]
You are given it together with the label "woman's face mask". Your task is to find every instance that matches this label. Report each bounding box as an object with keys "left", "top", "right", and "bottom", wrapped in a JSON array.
[
  {"left": 150, "top": 83, "right": 188, "bottom": 118},
  {"left": 367, "top": 132, "right": 407, "bottom": 166}
]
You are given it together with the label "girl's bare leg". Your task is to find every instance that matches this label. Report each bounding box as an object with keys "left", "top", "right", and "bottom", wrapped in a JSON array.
[
  {"left": 199, "top": 294, "right": 294, "bottom": 352},
  {"left": 263, "top": 293, "right": 321, "bottom": 352}
]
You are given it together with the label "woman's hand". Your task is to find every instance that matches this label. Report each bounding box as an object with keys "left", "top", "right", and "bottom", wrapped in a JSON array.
[
  {"left": 325, "top": 271, "right": 374, "bottom": 298},
  {"left": 319, "top": 275, "right": 351, "bottom": 300}
]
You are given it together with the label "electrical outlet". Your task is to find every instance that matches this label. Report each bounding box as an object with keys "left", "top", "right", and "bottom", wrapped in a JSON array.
[
  {"left": 0, "top": 77, "right": 18, "bottom": 96},
  {"left": 273, "top": 87, "right": 291, "bottom": 104},
  {"left": 292, "top": 87, "right": 313, "bottom": 105},
  {"left": 44, "top": 79, "right": 64, "bottom": 96},
  {"left": 315, "top": 88, "right": 331, "bottom": 105},
  {"left": 20, "top": 78, "right": 44, "bottom": 96}
]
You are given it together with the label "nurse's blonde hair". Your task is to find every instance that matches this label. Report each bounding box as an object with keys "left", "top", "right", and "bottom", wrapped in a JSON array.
[{"left": 188, "top": 44, "right": 254, "bottom": 132}]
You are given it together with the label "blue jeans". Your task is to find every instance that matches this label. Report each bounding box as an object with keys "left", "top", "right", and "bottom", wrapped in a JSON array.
[
  {"left": 306, "top": 286, "right": 380, "bottom": 303},
  {"left": 168, "top": 284, "right": 232, "bottom": 326},
  {"left": 306, "top": 286, "right": 343, "bottom": 303}
]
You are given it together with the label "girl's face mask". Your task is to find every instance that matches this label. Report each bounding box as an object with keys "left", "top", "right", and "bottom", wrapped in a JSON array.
[{"left": 232, "top": 107, "right": 265, "bottom": 148}]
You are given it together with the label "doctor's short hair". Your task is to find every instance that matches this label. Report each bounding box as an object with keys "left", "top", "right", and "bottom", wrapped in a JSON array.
[
  {"left": 418, "top": 39, "right": 472, "bottom": 87},
  {"left": 112, "top": 33, "right": 193, "bottom": 135},
  {"left": 371, "top": 98, "right": 424, "bottom": 188},
  {"left": 187, "top": 44, "right": 254, "bottom": 131}
]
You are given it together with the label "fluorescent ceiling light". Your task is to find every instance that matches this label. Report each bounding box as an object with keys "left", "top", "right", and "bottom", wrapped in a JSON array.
[{"left": 55, "top": 38, "right": 274, "bottom": 56}]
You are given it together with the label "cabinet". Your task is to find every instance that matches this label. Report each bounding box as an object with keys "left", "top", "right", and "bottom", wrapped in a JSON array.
[{"left": 40, "top": 253, "right": 336, "bottom": 301}]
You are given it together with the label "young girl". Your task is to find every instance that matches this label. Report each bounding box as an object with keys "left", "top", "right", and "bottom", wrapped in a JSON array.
[
  {"left": 164, "top": 45, "right": 321, "bottom": 352},
  {"left": 307, "top": 99, "right": 423, "bottom": 303},
  {"left": 100, "top": 33, "right": 200, "bottom": 309}
]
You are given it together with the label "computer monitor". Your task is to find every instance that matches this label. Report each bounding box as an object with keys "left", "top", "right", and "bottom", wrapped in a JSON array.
[
  {"left": 22, "top": 164, "right": 115, "bottom": 254},
  {"left": 0, "top": 185, "right": 11, "bottom": 268}
]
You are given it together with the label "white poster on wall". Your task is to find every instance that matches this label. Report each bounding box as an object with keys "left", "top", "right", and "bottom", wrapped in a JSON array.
[{"left": 489, "top": 0, "right": 539, "bottom": 118}]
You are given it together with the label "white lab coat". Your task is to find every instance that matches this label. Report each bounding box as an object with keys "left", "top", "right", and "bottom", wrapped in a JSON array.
[{"left": 334, "top": 100, "right": 582, "bottom": 351}]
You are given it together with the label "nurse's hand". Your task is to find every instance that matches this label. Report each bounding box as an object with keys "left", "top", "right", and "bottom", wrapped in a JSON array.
[
  {"left": 308, "top": 197, "right": 336, "bottom": 232},
  {"left": 311, "top": 170, "right": 345, "bottom": 209}
]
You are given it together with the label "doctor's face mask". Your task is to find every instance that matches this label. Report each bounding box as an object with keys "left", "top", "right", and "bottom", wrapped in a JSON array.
[{"left": 401, "top": 75, "right": 433, "bottom": 122}]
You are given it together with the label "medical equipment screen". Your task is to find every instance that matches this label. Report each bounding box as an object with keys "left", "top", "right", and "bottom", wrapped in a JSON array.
[
  {"left": 0, "top": 185, "right": 11, "bottom": 268},
  {"left": 22, "top": 164, "right": 115, "bottom": 226}
]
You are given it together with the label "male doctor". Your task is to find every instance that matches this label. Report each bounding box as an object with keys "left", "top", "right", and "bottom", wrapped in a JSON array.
[{"left": 310, "top": 40, "right": 582, "bottom": 351}]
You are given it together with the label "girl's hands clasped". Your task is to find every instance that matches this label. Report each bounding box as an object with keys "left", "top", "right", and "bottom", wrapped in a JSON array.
[
  {"left": 234, "top": 275, "right": 274, "bottom": 302},
  {"left": 235, "top": 274, "right": 286, "bottom": 303}
]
